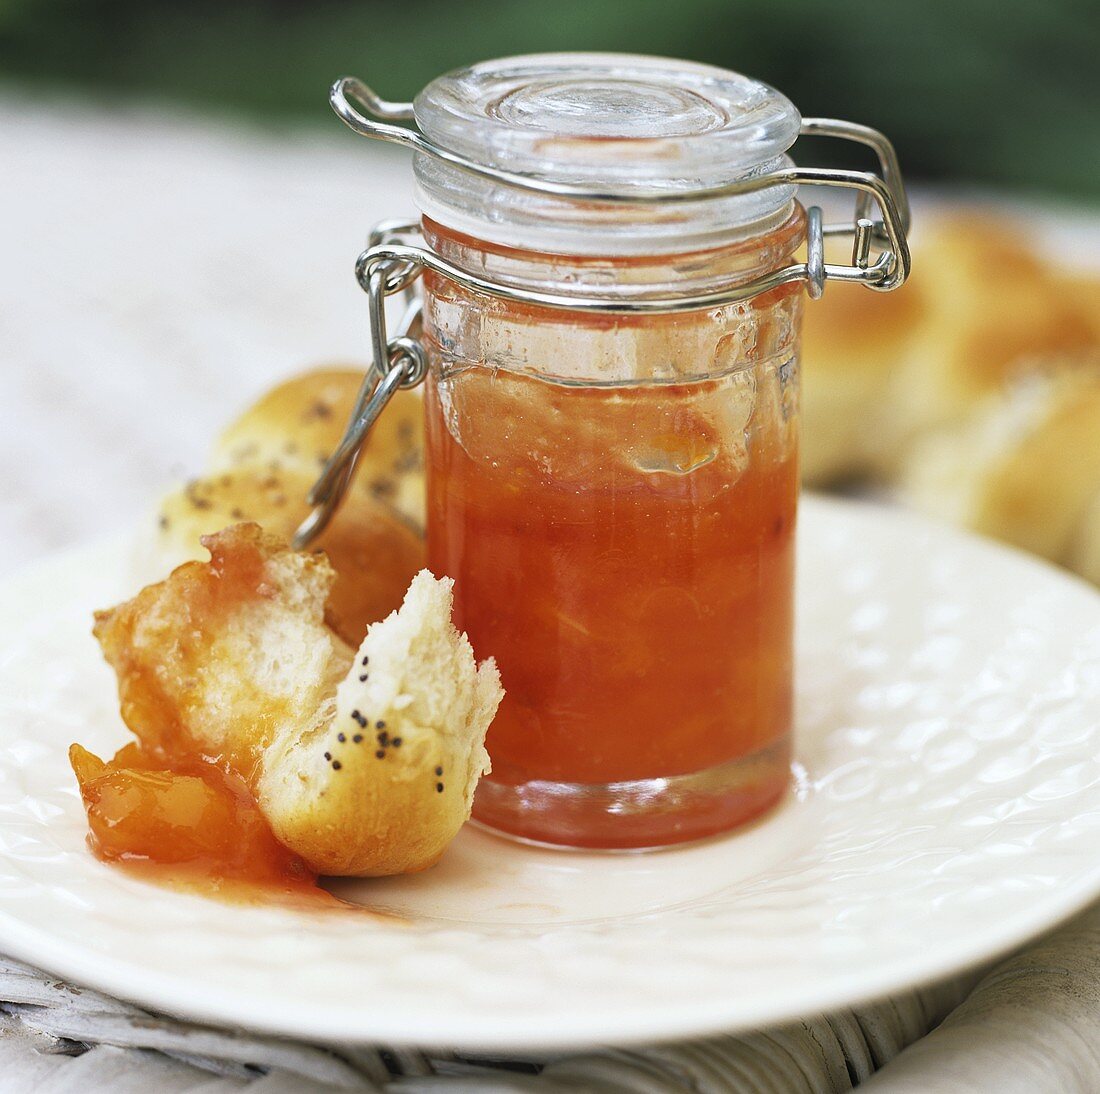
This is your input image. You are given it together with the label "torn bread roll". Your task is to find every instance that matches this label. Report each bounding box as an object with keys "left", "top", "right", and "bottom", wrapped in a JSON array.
[
  {"left": 141, "top": 366, "right": 427, "bottom": 643},
  {"left": 95, "top": 524, "right": 502, "bottom": 876}
]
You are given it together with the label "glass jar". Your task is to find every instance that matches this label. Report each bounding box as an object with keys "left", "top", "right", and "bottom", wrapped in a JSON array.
[
  {"left": 421, "top": 214, "right": 803, "bottom": 849},
  {"left": 302, "top": 53, "right": 911, "bottom": 850}
]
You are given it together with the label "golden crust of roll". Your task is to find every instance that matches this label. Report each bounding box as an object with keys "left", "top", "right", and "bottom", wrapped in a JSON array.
[
  {"left": 96, "top": 525, "right": 502, "bottom": 877},
  {"left": 1059, "top": 274, "right": 1100, "bottom": 347},
  {"left": 142, "top": 364, "right": 428, "bottom": 644},
  {"left": 152, "top": 468, "right": 425, "bottom": 646},
  {"left": 211, "top": 368, "right": 425, "bottom": 533}
]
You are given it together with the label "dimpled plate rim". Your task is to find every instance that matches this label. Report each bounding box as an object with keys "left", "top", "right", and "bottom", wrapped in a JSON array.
[{"left": 2, "top": 495, "right": 1100, "bottom": 1051}]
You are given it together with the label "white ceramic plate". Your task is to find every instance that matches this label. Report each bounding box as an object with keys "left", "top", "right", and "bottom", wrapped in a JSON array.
[{"left": 2, "top": 496, "right": 1100, "bottom": 1051}]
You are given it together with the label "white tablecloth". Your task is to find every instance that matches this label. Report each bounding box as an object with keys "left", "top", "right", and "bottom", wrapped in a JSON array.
[
  {"left": 4, "top": 97, "right": 1100, "bottom": 1092},
  {"left": 2, "top": 93, "right": 408, "bottom": 573}
]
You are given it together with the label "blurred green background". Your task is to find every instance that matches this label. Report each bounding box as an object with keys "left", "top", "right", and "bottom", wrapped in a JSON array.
[{"left": 1, "top": 0, "right": 1098, "bottom": 199}]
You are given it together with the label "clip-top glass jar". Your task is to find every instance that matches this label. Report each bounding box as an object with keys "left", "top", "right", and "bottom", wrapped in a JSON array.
[{"left": 298, "top": 53, "right": 912, "bottom": 850}]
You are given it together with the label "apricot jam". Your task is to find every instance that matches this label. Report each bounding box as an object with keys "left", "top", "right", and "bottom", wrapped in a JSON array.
[
  {"left": 70, "top": 743, "right": 324, "bottom": 900},
  {"left": 422, "top": 217, "right": 804, "bottom": 849},
  {"left": 70, "top": 528, "right": 335, "bottom": 905}
]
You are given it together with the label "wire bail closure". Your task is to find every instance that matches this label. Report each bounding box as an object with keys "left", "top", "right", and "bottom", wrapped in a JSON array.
[
  {"left": 332, "top": 76, "right": 911, "bottom": 294},
  {"left": 294, "top": 74, "right": 914, "bottom": 547}
]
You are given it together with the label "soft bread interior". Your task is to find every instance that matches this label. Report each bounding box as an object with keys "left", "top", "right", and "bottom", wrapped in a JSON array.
[
  {"left": 96, "top": 524, "right": 353, "bottom": 762},
  {"left": 260, "top": 571, "right": 502, "bottom": 876}
]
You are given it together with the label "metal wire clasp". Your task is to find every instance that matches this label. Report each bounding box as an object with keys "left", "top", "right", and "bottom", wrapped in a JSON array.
[
  {"left": 292, "top": 223, "right": 426, "bottom": 549},
  {"left": 330, "top": 76, "right": 911, "bottom": 294}
]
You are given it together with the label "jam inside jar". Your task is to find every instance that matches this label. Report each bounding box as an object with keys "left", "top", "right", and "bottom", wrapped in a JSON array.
[
  {"left": 421, "top": 219, "right": 805, "bottom": 847},
  {"left": 414, "top": 55, "right": 808, "bottom": 847}
]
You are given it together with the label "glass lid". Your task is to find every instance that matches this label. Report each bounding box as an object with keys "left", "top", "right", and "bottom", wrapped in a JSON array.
[
  {"left": 414, "top": 52, "right": 800, "bottom": 192},
  {"left": 411, "top": 53, "right": 802, "bottom": 254}
]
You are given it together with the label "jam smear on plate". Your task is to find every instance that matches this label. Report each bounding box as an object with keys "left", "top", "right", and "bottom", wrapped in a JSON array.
[{"left": 69, "top": 742, "right": 336, "bottom": 906}]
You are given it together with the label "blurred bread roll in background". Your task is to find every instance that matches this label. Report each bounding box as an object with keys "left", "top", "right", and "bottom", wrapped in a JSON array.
[
  {"left": 799, "top": 249, "right": 924, "bottom": 483},
  {"left": 1061, "top": 274, "right": 1100, "bottom": 345},
  {"left": 801, "top": 211, "right": 1100, "bottom": 584},
  {"left": 140, "top": 367, "right": 427, "bottom": 644},
  {"left": 802, "top": 215, "right": 1100, "bottom": 486},
  {"left": 899, "top": 364, "right": 1100, "bottom": 567},
  {"left": 886, "top": 220, "right": 1096, "bottom": 452}
]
